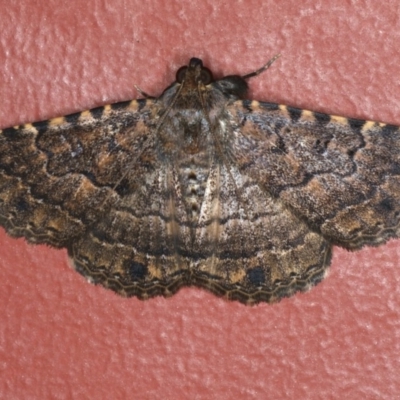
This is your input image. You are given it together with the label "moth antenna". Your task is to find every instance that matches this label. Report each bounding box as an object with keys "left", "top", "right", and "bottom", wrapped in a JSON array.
[
  {"left": 134, "top": 85, "right": 155, "bottom": 99},
  {"left": 241, "top": 53, "right": 281, "bottom": 80}
]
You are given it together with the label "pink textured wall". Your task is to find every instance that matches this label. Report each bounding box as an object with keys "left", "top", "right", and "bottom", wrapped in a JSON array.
[{"left": 1, "top": 1, "right": 400, "bottom": 399}]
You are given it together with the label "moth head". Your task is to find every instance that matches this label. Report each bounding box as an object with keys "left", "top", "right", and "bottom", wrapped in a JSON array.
[
  {"left": 170, "top": 55, "right": 280, "bottom": 101},
  {"left": 175, "top": 58, "right": 248, "bottom": 100},
  {"left": 176, "top": 58, "right": 214, "bottom": 86}
]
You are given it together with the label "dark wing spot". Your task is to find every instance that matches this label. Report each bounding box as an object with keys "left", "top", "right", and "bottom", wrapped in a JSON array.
[
  {"left": 347, "top": 149, "right": 355, "bottom": 157},
  {"left": 381, "top": 124, "right": 399, "bottom": 136},
  {"left": 82, "top": 171, "right": 97, "bottom": 184},
  {"left": 15, "top": 197, "right": 30, "bottom": 212},
  {"left": 247, "top": 267, "right": 265, "bottom": 286},
  {"left": 314, "top": 112, "right": 330, "bottom": 125},
  {"left": 348, "top": 118, "right": 365, "bottom": 132},
  {"left": 65, "top": 112, "right": 81, "bottom": 124},
  {"left": 115, "top": 178, "right": 131, "bottom": 196},
  {"left": 2, "top": 127, "right": 18, "bottom": 138},
  {"left": 287, "top": 106, "right": 302, "bottom": 122},
  {"left": 377, "top": 198, "right": 395, "bottom": 213},
  {"left": 32, "top": 120, "right": 49, "bottom": 133},
  {"left": 111, "top": 101, "right": 132, "bottom": 110},
  {"left": 90, "top": 106, "right": 104, "bottom": 119},
  {"left": 126, "top": 261, "right": 148, "bottom": 281}
]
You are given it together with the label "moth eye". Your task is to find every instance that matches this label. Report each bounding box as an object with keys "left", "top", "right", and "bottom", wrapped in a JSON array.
[
  {"left": 198, "top": 67, "right": 213, "bottom": 85},
  {"left": 176, "top": 66, "right": 188, "bottom": 83}
]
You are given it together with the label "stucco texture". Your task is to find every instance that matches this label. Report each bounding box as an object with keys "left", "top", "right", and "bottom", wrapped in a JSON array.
[{"left": 1, "top": 1, "right": 400, "bottom": 399}]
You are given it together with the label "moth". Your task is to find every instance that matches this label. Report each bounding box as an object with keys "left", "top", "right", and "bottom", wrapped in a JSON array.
[{"left": 1, "top": 56, "right": 399, "bottom": 305}]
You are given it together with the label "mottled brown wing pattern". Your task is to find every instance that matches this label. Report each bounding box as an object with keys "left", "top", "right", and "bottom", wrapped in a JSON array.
[
  {"left": 0, "top": 100, "right": 156, "bottom": 246},
  {"left": 189, "top": 160, "right": 332, "bottom": 303},
  {"left": 1, "top": 57, "right": 399, "bottom": 304},
  {"left": 228, "top": 101, "right": 400, "bottom": 249}
]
